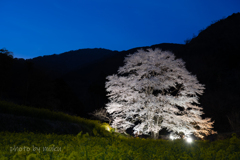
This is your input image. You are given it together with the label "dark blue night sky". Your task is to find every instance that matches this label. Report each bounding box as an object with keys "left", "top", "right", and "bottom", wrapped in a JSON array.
[{"left": 1, "top": 0, "right": 240, "bottom": 59}]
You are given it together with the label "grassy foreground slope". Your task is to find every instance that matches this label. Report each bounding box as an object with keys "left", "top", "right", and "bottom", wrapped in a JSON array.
[
  {"left": 0, "top": 100, "right": 240, "bottom": 160},
  {"left": 1, "top": 129, "right": 240, "bottom": 159},
  {"left": 0, "top": 100, "right": 113, "bottom": 136}
]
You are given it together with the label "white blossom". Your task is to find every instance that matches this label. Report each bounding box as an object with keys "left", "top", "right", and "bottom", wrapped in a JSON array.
[{"left": 105, "top": 48, "right": 216, "bottom": 139}]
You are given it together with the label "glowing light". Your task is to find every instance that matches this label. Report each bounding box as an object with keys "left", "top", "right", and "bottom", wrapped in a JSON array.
[
  {"left": 186, "top": 137, "right": 193, "bottom": 143},
  {"left": 106, "top": 126, "right": 110, "bottom": 131},
  {"left": 101, "top": 123, "right": 112, "bottom": 132}
]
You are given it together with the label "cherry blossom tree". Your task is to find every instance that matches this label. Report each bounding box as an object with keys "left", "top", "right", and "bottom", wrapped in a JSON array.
[{"left": 105, "top": 48, "right": 216, "bottom": 139}]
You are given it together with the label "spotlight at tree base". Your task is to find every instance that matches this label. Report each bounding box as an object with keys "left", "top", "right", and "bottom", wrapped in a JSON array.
[
  {"left": 106, "top": 126, "right": 110, "bottom": 131},
  {"left": 101, "top": 123, "right": 112, "bottom": 132},
  {"left": 186, "top": 137, "right": 193, "bottom": 143}
]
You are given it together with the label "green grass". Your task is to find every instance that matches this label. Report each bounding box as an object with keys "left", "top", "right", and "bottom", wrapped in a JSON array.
[
  {"left": 1, "top": 100, "right": 240, "bottom": 159},
  {"left": 0, "top": 100, "right": 118, "bottom": 137},
  {"left": 0, "top": 131, "right": 240, "bottom": 159}
]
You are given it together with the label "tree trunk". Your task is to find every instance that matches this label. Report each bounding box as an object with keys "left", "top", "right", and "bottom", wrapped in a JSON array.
[{"left": 151, "top": 131, "right": 159, "bottom": 139}]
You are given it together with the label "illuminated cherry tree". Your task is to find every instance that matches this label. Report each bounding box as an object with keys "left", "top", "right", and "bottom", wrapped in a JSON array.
[{"left": 105, "top": 48, "right": 216, "bottom": 139}]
